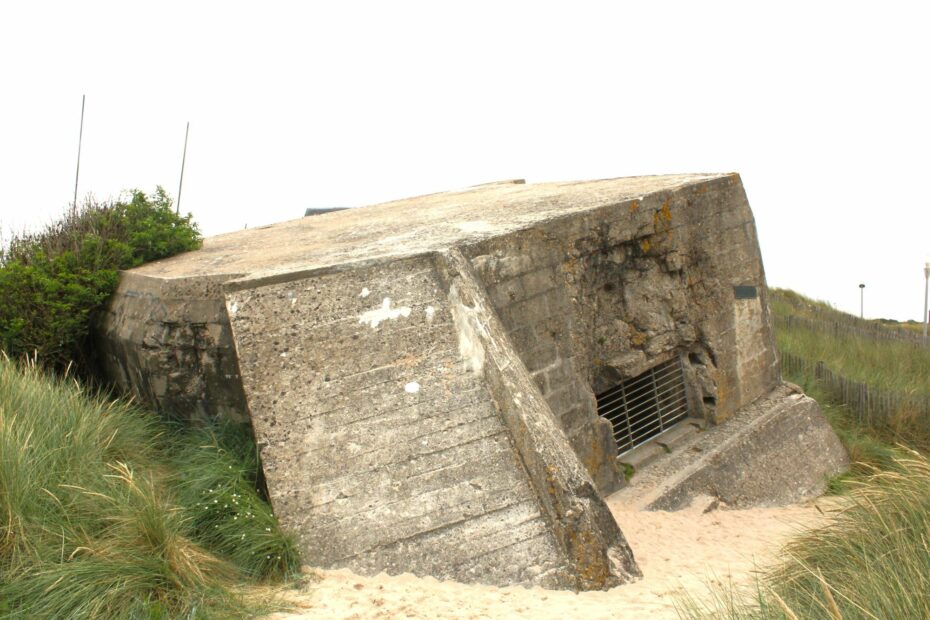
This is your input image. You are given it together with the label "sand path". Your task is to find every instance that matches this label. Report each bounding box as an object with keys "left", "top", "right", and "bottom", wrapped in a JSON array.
[{"left": 265, "top": 495, "right": 837, "bottom": 619}]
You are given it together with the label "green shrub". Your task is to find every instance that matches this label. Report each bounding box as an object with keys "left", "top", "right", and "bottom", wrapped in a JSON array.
[
  {"left": 0, "top": 188, "right": 200, "bottom": 379},
  {"left": 0, "top": 356, "right": 297, "bottom": 618}
]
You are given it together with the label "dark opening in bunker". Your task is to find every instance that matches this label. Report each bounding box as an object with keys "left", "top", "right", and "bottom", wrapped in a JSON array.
[{"left": 595, "top": 357, "right": 689, "bottom": 456}]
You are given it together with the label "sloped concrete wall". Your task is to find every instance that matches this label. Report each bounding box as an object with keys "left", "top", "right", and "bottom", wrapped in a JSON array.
[
  {"left": 612, "top": 385, "right": 849, "bottom": 511},
  {"left": 222, "top": 253, "right": 638, "bottom": 589},
  {"left": 468, "top": 238, "right": 620, "bottom": 493},
  {"left": 439, "top": 249, "right": 639, "bottom": 588}
]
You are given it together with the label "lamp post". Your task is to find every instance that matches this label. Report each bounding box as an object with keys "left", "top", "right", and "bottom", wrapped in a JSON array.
[
  {"left": 859, "top": 283, "right": 865, "bottom": 319},
  {"left": 923, "top": 263, "right": 930, "bottom": 344}
]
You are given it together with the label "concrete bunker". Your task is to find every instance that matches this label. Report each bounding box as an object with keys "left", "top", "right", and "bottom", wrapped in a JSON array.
[{"left": 97, "top": 173, "right": 848, "bottom": 591}]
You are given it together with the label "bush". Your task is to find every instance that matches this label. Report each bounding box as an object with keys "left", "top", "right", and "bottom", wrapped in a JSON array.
[
  {"left": 0, "top": 356, "right": 298, "bottom": 618},
  {"left": 0, "top": 188, "right": 200, "bottom": 379}
]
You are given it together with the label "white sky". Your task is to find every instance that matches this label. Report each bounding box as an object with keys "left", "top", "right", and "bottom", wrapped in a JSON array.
[{"left": 1, "top": 1, "right": 928, "bottom": 320}]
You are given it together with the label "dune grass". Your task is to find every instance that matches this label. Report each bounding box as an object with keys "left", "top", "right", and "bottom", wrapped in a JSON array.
[
  {"left": 678, "top": 289, "right": 930, "bottom": 619},
  {"left": 0, "top": 357, "right": 298, "bottom": 619},
  {"left": 767, "top": 288, "right": 840, "bottom": 320},
  {"left": 775, "top": 323, "right": 930, "bottom": 396},
  {"left": 765, "top": 454, "right": 930, "bottom": 619},
  {"left": 678, "top": 453, "right": 930, "bottom": 620},
  {"left": 170, "top": 422, "right": 300, "bottom": 582},
  {"left": 771, "top": 287, "right": 930, "bottom": 450},
  {"left": 770, "top": 287, "right": 930, "bottom": 396}
]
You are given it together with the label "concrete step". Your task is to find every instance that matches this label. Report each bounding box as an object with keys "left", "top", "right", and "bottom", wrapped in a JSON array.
[
  {"left": 608, "top": 383, "right": 849, "bottom": 511},
  {"left": 617, "top": 418, "right": 706, "bottom": 474}
]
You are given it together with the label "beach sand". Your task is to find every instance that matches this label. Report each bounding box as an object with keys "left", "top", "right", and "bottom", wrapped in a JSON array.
[{"left": 264, "top": 494, "right": 838, "bottom": 619}]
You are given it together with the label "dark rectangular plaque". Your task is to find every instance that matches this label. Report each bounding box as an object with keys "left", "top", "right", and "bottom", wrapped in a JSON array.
[{"left": 734, "top": 285, "right": 757, "bottom": 299}]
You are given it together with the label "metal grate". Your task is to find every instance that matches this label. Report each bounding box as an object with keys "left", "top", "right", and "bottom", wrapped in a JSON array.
[{"left": 595, "top": 357, "right": 689, "bottom": 456}]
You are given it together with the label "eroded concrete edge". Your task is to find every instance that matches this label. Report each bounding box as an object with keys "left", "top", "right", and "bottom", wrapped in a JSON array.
[
  {"left": 437, "top": 248, "right": 641, "bottom": 589},
  {"left": 640, "top": 385, "right": 850, "bottom": 511}
]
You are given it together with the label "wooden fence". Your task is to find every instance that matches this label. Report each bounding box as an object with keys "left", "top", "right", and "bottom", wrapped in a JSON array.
[
  {"left": 780, "top": 351, "right": 930, "bottom": 426},
  {"left": 774, "top": 314, "right": 928, "bottom": 348}
]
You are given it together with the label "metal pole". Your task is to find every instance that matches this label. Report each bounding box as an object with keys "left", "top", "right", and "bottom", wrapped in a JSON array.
[
  {"left": 923, "top": 263, "right": 930, "bottom": 344},
  {"left": 73, "top": 94, "right": 85, "bottom": 207},
  {"left": 859, "top": 283, "right": 865, "bottom": 319},
  {"left": 176, "top": 121, "right": 189, "bottom": 215}
]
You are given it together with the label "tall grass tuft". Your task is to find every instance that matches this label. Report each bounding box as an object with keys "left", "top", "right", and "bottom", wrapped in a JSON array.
[
  {"left": 679, "top": 453, "right": 930, "bottom": 619},
  {"left": 170, "top": 421, "right": 301, "bottom": 581},
  {"left": 0, "top": 357, "right": 297, "bottom": 618}
]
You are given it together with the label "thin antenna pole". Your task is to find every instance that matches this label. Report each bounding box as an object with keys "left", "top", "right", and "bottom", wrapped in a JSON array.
[
  {"left": 176, "top": 121, "right": 189, "bottom": 214},
  {"left": 924, "top": 262, "right": 930, "bottom": 345},
  {"left": 73, "top": 94, "right": 85, "bottom": 207}
]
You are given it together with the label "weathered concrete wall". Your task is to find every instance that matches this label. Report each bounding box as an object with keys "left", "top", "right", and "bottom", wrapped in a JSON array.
[
  {"left": 225, "top": 255, "right": 569, "bottom": 585},
  {"left": 223, "top": 253, "right": 638, "bottom": 588},
  {"left": 98, "top": 272, "right": 248, "bottom": 423},
  {"left": 439, "top": 249, "right": 639, "bottom": 588},
  {"left": 95, "top": 173, "right": 831, "bottom": 591},
  {"left": 464, "top": 175, "right": 780, "bottom": 492},
  {"left": 468, "top": 238, "right": 619, "bottom": 493}
]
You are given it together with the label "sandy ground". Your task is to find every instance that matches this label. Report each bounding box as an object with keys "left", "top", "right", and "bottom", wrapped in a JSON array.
[{"left": 263, "top": 495, "right": 838, "bottom": 620}]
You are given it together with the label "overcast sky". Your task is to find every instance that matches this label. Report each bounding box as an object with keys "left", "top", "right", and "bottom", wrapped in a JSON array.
[{"left": 1, "top": 1, "right": 928, "bottom": 321}]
